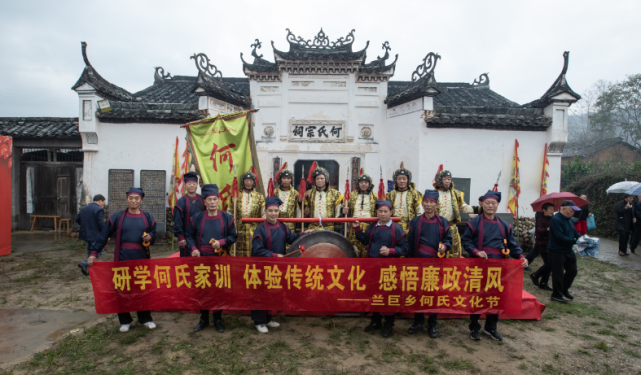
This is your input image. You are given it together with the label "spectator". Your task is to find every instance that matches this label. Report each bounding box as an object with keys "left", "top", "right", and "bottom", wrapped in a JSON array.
[
  {"left": 548, "top": 200, "right": 581, "bottom": 304},
  {"left": 615, "top": 194, "right": 635, "bottom": 256},
  {"left": 630, "top": 195, "right": 641, "bottom": 254},
  {"left": 529, "top": 203, "right": 554, "bottom": 291},
  {"left": 572, "top": 194, "right": 593, "bottom": 236},
  {"left": 76, "top": 194, "right": 106, "bottom": 276}
]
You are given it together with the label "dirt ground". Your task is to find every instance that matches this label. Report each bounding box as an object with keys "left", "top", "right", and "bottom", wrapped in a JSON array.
[{"left": 1, "top": 233, "right": 641, "bottom": 374}]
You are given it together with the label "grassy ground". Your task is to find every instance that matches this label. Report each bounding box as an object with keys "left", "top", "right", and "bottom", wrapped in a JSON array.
[{"left": 1, "top": 240, "right": 641, "bottom": 374}]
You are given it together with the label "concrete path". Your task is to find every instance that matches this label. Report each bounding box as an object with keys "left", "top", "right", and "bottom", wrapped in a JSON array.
[
  {"left": 593, "top": 237, "right": 641, "bottom": 272},
  {"left": 0, "top": 308, "right": 101, "bottom": 369}
]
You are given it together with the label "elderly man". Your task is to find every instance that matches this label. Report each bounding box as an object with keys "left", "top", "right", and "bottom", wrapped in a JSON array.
[
  {"left": 406, "top": 190, "right": 452, "bottom": 338},
  {"left": 88, "top": 188, "right": 157, "bottom": 333},
  {"left": 188, "top": 184, "right": 238, "bottom": 333},
  {"left": 172, "top": 172, "right": 204, "bottom": 257},
  {"left": 433, "top": 169, "right": 482, "bottom": 258},
  {"left": 343, "top": 173, "right": 378, "bottom": 257},
  {"left": 386, "top": 163, "right": 423, "bottom": 231},
  {"left": 616, "top": 194, "right": 636, "bottom": 256},
  {"left": 304, "top": 164, "right": 343, "bottom": 232},
  {"left": 76, "top": 194, "right": 105, "bottom": 276},
  {"left": 228, "top": 169, "right": 265, "bottom": 257},
  {"left": 549, "top": 200, "right": 582, "bottom": 304},
  {"left": 461, "top": 190, "right": 528, "bottom": 341}
]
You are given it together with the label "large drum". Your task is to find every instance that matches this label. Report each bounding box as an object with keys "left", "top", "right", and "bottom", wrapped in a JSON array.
[{"left": 288, "top": 230, "right": 357, "bottom": 258}]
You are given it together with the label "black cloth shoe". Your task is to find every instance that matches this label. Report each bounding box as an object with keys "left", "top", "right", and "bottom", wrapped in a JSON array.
[
  {"left": 78, "top": 263, "right": 89, "bottom": 276},
  {"left": 407, "top": 323, "right": 424, "bottom": 335},
  {"left": 563, "top": 291, "right": 574, "bottom": 300},
  {"left": 524, "top": 267, "right": 532, "bottom": 272},
  {"left": 529, "top": 273, "right": 540, "bottom": 287},
  {"left": 381, "top": 322, "right": 393, "bottom": 338},
  {"left": 484, "top": 329, "right": 503, "bottom": 341},
  {"left": 364, "top": 321, "right": 382, "bottom": 332},
  {"left": 539, "top": 284, "right": 553, "bottom": 291},
  {"left": 214, "top": 319, "right": 225, "bottom": 333},
  {"left": 551, "top": 296, "right": 568, "bottom": 304},
  {"left": 470, "top": 330, "right": 481, "bottom": 341},
  {"left": 193, "top": 320, "right": 209, "bottom": 332},
  {"left": 427, "top": 326, "right": 439, "bottom": 339}
]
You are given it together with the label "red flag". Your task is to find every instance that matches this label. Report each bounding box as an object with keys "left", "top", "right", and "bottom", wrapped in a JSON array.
[
  {"left": 298, "top": 175, "right": 307, "bottom": 201},
  {"left": 251, "top": 165, "right": 258, "bottom": 177},
  {"left": 344, "top": 178, "right": 351, "bottom": 202},
  {"left": 378, "top": 178, "right": 385, "bottom": 200},
  {"left": 306, "top": 161, "right": 317, "bottom": 184},
  {"left": 267, "top": 178, "right": 274, "bottom": 197}
]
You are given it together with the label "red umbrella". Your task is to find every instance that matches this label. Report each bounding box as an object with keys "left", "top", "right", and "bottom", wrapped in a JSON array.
[{"left": 530, "top": 192, "right": 589, "bottom": 212}]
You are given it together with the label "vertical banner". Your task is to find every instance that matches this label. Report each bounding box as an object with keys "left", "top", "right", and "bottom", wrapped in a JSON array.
[
  {"left": 0, "top": 136, "right": 12, "bottom": 256},
  {"left": 507, "top": 140, "right": 520, "bottom": 217},
  {"left": 541, "top": 143, "right": 550, "bottom": 196},
  {"left": 184, "top": 111, "right": 261, "bottom": 210}
]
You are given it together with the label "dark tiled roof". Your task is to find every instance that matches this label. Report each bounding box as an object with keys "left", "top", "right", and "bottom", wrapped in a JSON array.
[
  {"left": 71, "top": 42, "right": 138, "bottom": 102},
  {"left": 562, "top": 138, "right": 638, "bottom": 158},
  {"left": 425, "top": 106, "right": 551, "bottom": 131},
  {"left": 272, "top": 29, "right": 368, "bottom": 61},
  {"left": 0, "top": 118, "right": 79, "bottom": 138},
  {"left": 134, "top": 75, "right": 199, "bottom": 104},
  {"left": 97, "top": 102, "right": 206, "bottom": 124},
  {"left": 359, "top": 42, "right": 397, "bottom": 74},
  {"left": 388, "top": 80, "right": 520, "bottom": 108},
  {"left": 385, "top": 52, "right": 441, "bottom": 107},
  {"left": 523, "top": 52, "right": 581, "bottom": 108}
]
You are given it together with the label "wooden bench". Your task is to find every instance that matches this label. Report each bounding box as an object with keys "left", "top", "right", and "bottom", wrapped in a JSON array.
[
  {"left": 58, "top": 218, "right": 72, "bottom": 234},
  {"left": 30, "top": 215, "right": 60, "bottom": 232}
]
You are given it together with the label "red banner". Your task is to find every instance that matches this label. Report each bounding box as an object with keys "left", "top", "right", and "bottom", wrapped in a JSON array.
[
  {"left": 90, "top": 258, "right": 523, "bottom": 315},
  {"left": 0, "top": 136, "right": 11, "bottom": 257}
]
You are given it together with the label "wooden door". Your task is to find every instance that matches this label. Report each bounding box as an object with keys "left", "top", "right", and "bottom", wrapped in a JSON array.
[{"left": 57, "top": 176, "right": 70, "bottom": 218}]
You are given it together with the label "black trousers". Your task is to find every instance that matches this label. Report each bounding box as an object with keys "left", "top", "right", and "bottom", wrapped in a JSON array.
[
  {"left": 630, "top": 223, "right": 641, "bottom": 251},
  {"left": 414, "top": 313, "right": 438, "bottom": 327},
  {"left": 525, "top": 244, "right": 544, "bottom": 264},
  {"left": 619, "top": 230, "right": 632, "bottom": 254},
  {"left": 118, "top": 311, "right": 152, "bottom": 325},
  {"left": 371, "top": 312, "right": 395, "bottom": 325},
  {"left": 251, "top": 310, "right": 273, "bottom": 325},
  {"left": 469, "top": 314, "right": 498, "bottom": 332},
  {"left": 532, "top": 246, "right": 551, "bottom": 286},
  {"left": 199, "top": 310, "right": 222, "bottom": 323},
  {"left": 550, "top": 251, "right": 578, "bottom": 299}
]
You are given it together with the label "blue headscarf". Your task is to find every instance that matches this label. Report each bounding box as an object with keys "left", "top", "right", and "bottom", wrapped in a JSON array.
[
  {"left": 265, "top": 196, "right": 284, "bottom": 209},
  {"left": 479, "top": 190, "right": 501, "bottom": 203},
  {"left": 202, "top": 184, "right": 219, "bottom": 199},
  {"left": 126, "top": 187, "right": 145, "bottom": 198},
  {"left": 423, "top": 189, "right": 439, "bottom": 202}
]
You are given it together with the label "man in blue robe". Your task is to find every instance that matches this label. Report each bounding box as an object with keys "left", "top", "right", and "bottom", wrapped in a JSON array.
[
  {"left": 406, "top": 189, "right": 452, "bottom": 338},
  {"left": 250, "top": 196, "right": 313, "bottom": 333},
  {"left": 172, "top": 172, "right": 204, "bottom": 257},
  {"left": 461, "top": 190, "right": 528, "bottom": 341},
  {"left": 186, "top": 184, "right": 238, "bottom": 333},
  {"left": 353, "top": 200, "right": 409, "bottom": 338},
  {"left": 88, "top": 187, "right": 157, "bottom": 333}
]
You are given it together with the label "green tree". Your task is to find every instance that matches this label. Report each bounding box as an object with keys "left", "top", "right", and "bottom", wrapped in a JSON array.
[{"left": 590, "top": 74, "right": 641, "bottom": 148}]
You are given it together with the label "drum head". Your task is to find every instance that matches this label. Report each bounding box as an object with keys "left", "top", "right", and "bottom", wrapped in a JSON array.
[{"left": 288, "top": 230, "right": 357, "bottom": 258}]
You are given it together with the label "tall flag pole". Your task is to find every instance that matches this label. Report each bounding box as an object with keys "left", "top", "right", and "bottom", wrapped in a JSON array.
[
  {"left": 492, "top": 171, "right": 501, "bottom": 192},
  {"left": 168, "top": 137, "right": 180, "bottom": 208},
  {"left": 507, "top": 139, "right": 520, "bottom": 217},
  {"left": 541, "top": 143, "right": 550, "bottom": 196},
  {"left": 180, "top": 142, "right": 190, "bottom": 195},
  {"left": 232, "top": 164, "right": 238, "bottom": 257},
  {"left": 378, "top": 166, "right": 386, "bottom": 200},
  {"left": 344, "top": 165, "right": 350, "bottom": 237},
  {"left": 300, "top": 165, "right": 306, "bottom": 232}
]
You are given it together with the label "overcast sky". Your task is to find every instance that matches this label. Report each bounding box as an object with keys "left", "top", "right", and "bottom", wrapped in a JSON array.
[{"left": 1, "top": 0, "right": 639, "bottom": 117}]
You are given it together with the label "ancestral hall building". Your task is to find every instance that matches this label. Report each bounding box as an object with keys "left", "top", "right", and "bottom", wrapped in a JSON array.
[{"left": 4, "top": 28, "right": 581, "bottom": 229}]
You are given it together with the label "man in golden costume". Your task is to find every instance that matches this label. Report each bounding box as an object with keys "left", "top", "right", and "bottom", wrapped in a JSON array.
[
  {"left": 343, "top": 172, "right": 378, "bottom": 257},
  {"left": 304, "top": 163, "right": 344, "bottom": 231},
  {"left": 227, "top": 168, "right": 265, "bottom": 256},
  {"left": 273, "top": 163, "right": 300, "bottom": 237},
  {"left": 386, "top": 163, "right": 423, "bottom": 231},
  {"left": 433, "top": 169, "right": 482, "bottom": 258}
]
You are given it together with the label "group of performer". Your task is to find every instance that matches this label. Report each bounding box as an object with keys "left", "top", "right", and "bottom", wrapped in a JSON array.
[{"left": 85, "top": 162, "right": 528, "bottom": 341}]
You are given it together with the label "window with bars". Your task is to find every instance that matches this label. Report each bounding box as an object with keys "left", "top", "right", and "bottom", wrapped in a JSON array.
[{"left": 21, "top": 148, "right": 83, "bottom": 162}]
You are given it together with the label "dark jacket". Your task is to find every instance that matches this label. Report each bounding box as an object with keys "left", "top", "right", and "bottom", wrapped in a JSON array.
[
  {"left": 635, "top": 201, "right": 641, "bottom": 221},
  {"left": 548, "top": 212, "right": 580, "bottom": 254},
  {"left": 534, "top": 212, "right": 552, "bottom": 246},
  {"left": 615, "top": 200, "right": 635, "bottom": 232},
  {"left": 573, "top": 204, "right": 590, "bottom": 221},
  {"left": 75, "top": 202, "right": 104, "bottom": 242}
]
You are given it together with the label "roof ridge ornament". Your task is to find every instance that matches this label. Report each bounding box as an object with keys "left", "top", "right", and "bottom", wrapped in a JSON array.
[
  {"left": 251, "top": 39, "right": 263, "bottom": 59},
  {"left": 285, "top": 28, "right": 356, "bottom": 49},
  {"left": 411, "top": 52, "right": 441, "bottom": 82},
  {"left": 154, "top": 67, "right": 172, "bottom": 84},
  {"left": 81, "top": 41, "right": 92, "bottom": 67},
  {"left": 191, "top": 53, "right": 223, "bottom": 79},
  {"left": 377, "top": 41, "right": 391, "bottom": 62},
  {"left": 472, "top": 73, "right": 489, "bottom": 86}
]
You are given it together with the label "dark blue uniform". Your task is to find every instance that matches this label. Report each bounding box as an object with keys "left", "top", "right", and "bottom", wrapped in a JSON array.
[
  {"left": 76, "top": 202, "right": 105, "bottom": 266},
  {"left": 461, "top": 213, "right": 523, "bottom": 335},
  {"left": 250, "top": 221, "right": 305, "bottom": 324},
  {"left": 173, "top": 194, "right": 205, "bottom": 257},
  {"left": 407, "top": 213, "right": 452, "bottom": 331},
  {"left": 90, "top": 209, "right": 157, "bottom": 325},
  {"left": 354, "top": 221, "right": 409, "bottom": 258}
]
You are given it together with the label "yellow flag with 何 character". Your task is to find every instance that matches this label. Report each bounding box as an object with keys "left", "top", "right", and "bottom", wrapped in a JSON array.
[{"left": 507, "top": 139, "right": 520, "bottom": 217}]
